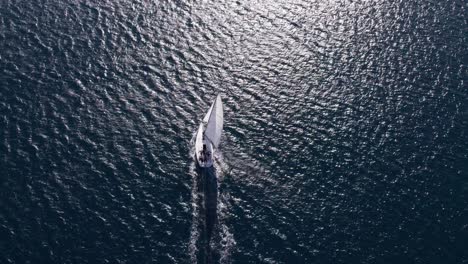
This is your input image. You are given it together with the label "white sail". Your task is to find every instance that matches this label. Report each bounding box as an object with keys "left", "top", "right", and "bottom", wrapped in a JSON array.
[
  {"left": 204, "top": 95, "right": 223, "bottom": 148},
  {"left": 195, "top": 123, "right": 204, "bottom": 150},
  {"left": 203, "top": 99, "right": 215, "bottom": 123}
]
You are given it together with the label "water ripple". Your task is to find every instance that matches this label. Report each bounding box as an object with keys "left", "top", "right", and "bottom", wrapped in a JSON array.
[{"left": 1, "top": 0, "right": 467, "bottom": 263}]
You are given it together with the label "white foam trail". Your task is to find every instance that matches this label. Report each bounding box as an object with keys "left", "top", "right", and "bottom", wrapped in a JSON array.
[
  {"left": 215, "top": 149, "right": 235, "bottom": 180},
  {"left": 213, "top": 152, "right": 236, "bottom": 263},
  {"left": 217, "top": 193, "right": 236, "bottom": 264},
  {"left": 188, "top": 160, "right": 200, "bottom": 263},
  {"left": 188, "top": 133, "right": 236, "bottom": 263}
]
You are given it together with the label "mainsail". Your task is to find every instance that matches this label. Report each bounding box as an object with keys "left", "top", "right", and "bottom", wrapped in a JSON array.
[{"left": 204, "top": 95, "right": 223, "bottom": 148}]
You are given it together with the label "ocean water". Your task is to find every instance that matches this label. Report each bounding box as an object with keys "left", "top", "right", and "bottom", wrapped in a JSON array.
[{"left": 1, "top": 0, "right": 467, "bottom": 263}]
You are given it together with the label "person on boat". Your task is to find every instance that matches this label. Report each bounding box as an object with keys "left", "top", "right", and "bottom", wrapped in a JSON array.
[{"left": 202, "top": 144, "right": 207, "bottom": 162}]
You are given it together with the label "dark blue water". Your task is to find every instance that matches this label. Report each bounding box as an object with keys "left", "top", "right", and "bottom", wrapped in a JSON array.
[{"left": 1, "top": 0, "right": 467, "bottom": 263}]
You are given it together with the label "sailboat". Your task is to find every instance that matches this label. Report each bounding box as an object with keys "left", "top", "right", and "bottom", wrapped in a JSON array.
[{"left": 195, "top": 94, "right": 223, "bottom": 168}]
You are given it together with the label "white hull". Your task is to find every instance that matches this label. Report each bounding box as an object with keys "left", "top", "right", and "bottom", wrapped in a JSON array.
[{"left": 195, "top": 123, "right": 214, "bottom": 168}]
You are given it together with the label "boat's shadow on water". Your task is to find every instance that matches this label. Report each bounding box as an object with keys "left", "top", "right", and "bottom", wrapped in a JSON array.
[{"left": 194, "top": 165, "right": 220, "bottom": 264}]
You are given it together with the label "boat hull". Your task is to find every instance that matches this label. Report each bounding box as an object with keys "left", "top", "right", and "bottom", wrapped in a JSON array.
[{"left": 195, "top": 123, "right": 214, "bottom": 168}]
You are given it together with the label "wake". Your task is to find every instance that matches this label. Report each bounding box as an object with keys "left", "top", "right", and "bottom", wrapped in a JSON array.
[{"left": 188, "top": 141, "right": 235, "bottom": 264}]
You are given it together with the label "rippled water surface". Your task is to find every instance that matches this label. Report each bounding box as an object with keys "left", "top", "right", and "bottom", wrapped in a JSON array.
[{"left": 1, "top": 0, "right": 467, "bottom": 263}]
